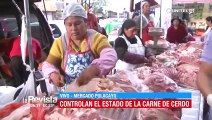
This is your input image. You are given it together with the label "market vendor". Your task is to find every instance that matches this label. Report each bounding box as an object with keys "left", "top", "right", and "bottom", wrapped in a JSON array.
[
  {"left": 114, "top": 19, "right": 155, "bottom": 70},
  {"left": 135, "top": 0, "right": 154, "bottom": 44},
  {"left": 42, "top": 3, "right": 117, "bottom": 88},
  {"left": 197, "top": 16, "right": 212, "bottom": 109},
  {"left": 166, "top": 18, "right": 188, "bottom": 44},
  {"left": 201, "top": 16, "right": 212, "bottom": 43},
  {"left": 0, "top": 36, "right": 41, "bottom": 87},
  {"left": 87, "top": 12, "right": 108, "bottom": 37}
]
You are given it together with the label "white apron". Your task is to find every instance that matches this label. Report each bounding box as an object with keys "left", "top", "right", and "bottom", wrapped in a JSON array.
[{"left": 115, "top": 35, "right": 145, "bottom": 70}]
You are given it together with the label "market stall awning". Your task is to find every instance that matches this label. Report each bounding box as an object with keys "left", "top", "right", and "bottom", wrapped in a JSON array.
[{"left": 173, "top": 0, "right": 212, "bottom": 4}]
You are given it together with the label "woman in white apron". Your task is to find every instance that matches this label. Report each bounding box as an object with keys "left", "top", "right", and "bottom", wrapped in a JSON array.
[
  {"left": 41, "top": 3, "right": 117, "bottom": 91},
  {"left": 135, "top": 1, "right": 155, "bottom": 45},
  {"left": 114, "top": 19, "right": 155, "bottom": 71},
  {"left": 201, "top": 16, "right": 212, "bottom": 43}
]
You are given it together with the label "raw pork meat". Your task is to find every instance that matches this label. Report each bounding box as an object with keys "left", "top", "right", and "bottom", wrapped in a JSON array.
[
  {"left": 0, "top": 102, "right": 25, "bottom": 118},
  {"left": 136, "top": 66, "right": 152, "bottom": 80},
  {"left": 176, "top": 64, "right": 199, "bottom": 89},
  {"left": 30, "top": 102, "right": 47, "bottom": 120},
  {"left": 0, "top": 102, "right": 51, "bottom": 120},
  {"left": 153, "top": 67, "right": 179, "bottom": 82},
  {"left": 66, "top": 78, "right": 124, "bottom": 92},
  {"left": 2, "top": 104, "right": 31, "bottom": 120},
  {"left": 107, "top": 71, "right": 132, "bottom": 85},
  {"left": 97, "top": 108, "right": 136, "bottom": 120},
  {"left": 156, "top": 53, "right": 179, "bottom": 67},
  {"left": 143, "top": 72, "right": 178, "bottom": 92},
  {"left": 138, "top": 108, "right": 181, "bottom": 120},
  {"left": 185, "top": 42, "right": 204, "bottom": 49},
  {"left": 177, "top": 64, "right": 199, "bottom": 73},
  {"left": 45, "top": 107, "right": 101, "bottom": 120},
  {"left": 178, "top": 56, "right": 200, "bottom": 66}
]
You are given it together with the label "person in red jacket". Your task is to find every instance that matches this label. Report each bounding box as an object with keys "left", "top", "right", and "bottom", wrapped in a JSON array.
[
  {"left": 87, "top": 12, "right": 108, "bottom": 37},
  {"left": 166, "top": 18, "right": 188, "bottom": 44},
  {"left": 1, "top": 36, "right": 42, "bottom": 87}
]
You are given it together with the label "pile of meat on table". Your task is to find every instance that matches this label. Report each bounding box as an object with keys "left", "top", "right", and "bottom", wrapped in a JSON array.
[
  {"left": 0, "top": 102, "right": 103, "bottom": 120},
  {"left": 0, "top": 76, "right": 138, "bottom": 120},
  {"left": 110, "top": 41, "right": 203, "bottom": 120},
  {"left": 0, "top": 75, "right": 181, "bottom": 120},
  {"left": 0, "top": 41, "right": 204, "bottom": 120},
  {"left": 140, "top": 41, "right": 203, "bottom": 89}
]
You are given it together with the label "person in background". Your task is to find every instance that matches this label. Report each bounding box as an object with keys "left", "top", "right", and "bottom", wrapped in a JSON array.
[
  {"left": 183, "top": 20, "right": 194, "bottom": 36},
  {"left": 132, "top": 12, "right": 139, "bottom": 20},
  {"left": 197, "top": 17, "right": 212, "bottom": 120},
  {"left": 0, "top": 55, "right": 13, "bottom": 78},
  {"left": 42, "top": 3, "right": 117, "bottom": 88},
  {"left": 0, "top": 36, "right": 42, "bottom": 87},
  {"left": 97, "top": 18, "right": 108, "bottom": 38},
  {"left": 114, "top": 19, "right": 155, "bottom": 70},
  {"left": 166, "top": 18, "right": 188, "bottom": 44},
  {"left": 206, "top": 26, "right": 209, "bottom": 31},
  {"left": 135, "top": 0, "right": 154, "bottom": 44},
  {"left": 182, "top": 20, "right": 195, "bottom": 41},
  {"left": 87, "top": 12, "right": 108, "bottom": 37},
  {"left": 87, "top": 12, "right": 98, "bottom": 31},
  {"left": 201, "top": 16, "right": 212, "bottom": 43}
]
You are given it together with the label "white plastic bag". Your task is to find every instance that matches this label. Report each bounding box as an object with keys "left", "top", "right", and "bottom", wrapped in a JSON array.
[
  {"left": 0, "top": 72, "right": 35, "bottom": 108},
  {"left": 14, "top": 72, "right": 36, "bottom": 101},
  {"left": 0, "top": 86, "right": 16, "bottom": 95},
  {"left": 36, "top": 78, "right": 58, "bottom": 95},
  {"left": 115, "top": 60, "right": 136, "bottom": 71},
  {"left": 20, "top": 15, "right": 31, "bottom": 71}
]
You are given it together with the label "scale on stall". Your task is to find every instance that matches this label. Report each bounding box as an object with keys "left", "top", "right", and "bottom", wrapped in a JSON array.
[
  {"left": 148, "top": 27, "right": 165, "bottom": 54},
  {"left": 148, "top": 27, "right": 164, "bottom": 46}
]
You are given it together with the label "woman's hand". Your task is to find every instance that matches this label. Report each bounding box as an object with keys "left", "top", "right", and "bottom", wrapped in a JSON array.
[
  {"left": 144, "top": 56, "right": 156, "bottom": 66},
  {"left": 148, "top": 56, "right": 156, "bottom": 62},
  {"left": 143, "top": 57, "right": 149, "bottom": 63},
  {"left": 76, "top": 65, "right": 100, "bottom": 86},
  {"left": 49, "top": 72, "right": 65, "bottom": 87}
]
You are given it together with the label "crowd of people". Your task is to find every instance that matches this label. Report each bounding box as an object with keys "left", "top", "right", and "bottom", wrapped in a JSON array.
[{"left": 42, "top": 1, "right": 211, "bottom": 93}]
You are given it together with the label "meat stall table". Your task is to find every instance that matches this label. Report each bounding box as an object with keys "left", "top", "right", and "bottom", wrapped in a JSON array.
[{"left": 179, "top": 87, "right": 204, "bottom": 120}]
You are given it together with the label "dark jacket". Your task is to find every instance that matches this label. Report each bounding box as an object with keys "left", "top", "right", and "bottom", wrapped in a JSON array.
[
  {"left": 167, "top": 25, "right": 188, "bottom": 43},
  {"left": 114, "top": 34, "right": 152, "bottom": 64}
]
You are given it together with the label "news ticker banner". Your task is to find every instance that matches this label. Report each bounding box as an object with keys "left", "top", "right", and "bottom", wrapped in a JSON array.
[
  {"left": 57, "top": 92, "right": 192, "bottom": 108},
  {"left": 58, "top": 99, "right": 192, "bottom": 108},
  {"left": 57, "top": 92, "right": 191, "bottom": 99}
]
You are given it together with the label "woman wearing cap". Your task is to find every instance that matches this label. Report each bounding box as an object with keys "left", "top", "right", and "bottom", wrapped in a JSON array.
[
  {"left": 114, "top": 19, "right": 155, "bottom": 71},
  {"left": 42, "top": 3, "right": 117, "bottom": 89},
  {"left": 166, "top": 18, "right": 188, "bottom": 44},
  {"left": 135, "top": 1, "right": 154, "bottom": 44}
]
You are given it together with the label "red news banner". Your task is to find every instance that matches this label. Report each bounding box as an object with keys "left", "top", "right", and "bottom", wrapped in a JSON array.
[{"left": 58, "top": 99, "right": 192, "bottom": 108}]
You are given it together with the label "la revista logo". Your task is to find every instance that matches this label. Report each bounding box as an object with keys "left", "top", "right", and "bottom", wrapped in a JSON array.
[{"left": 23, "top": 96, "right": 57, "bottom": 107}]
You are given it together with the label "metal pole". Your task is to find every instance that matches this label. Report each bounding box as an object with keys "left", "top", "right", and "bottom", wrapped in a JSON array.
[
  {"left": 23, "top": 0, "right": 37, "bottom": 96},
  {"left": 159, "top": 0, "right": 162, "bottom": 27},
  {"left": 140, "top": 0, "right": 143, "bottom": 39},
  {"left": 42, "top": 0, "right": 48, "bottom": 20}
]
